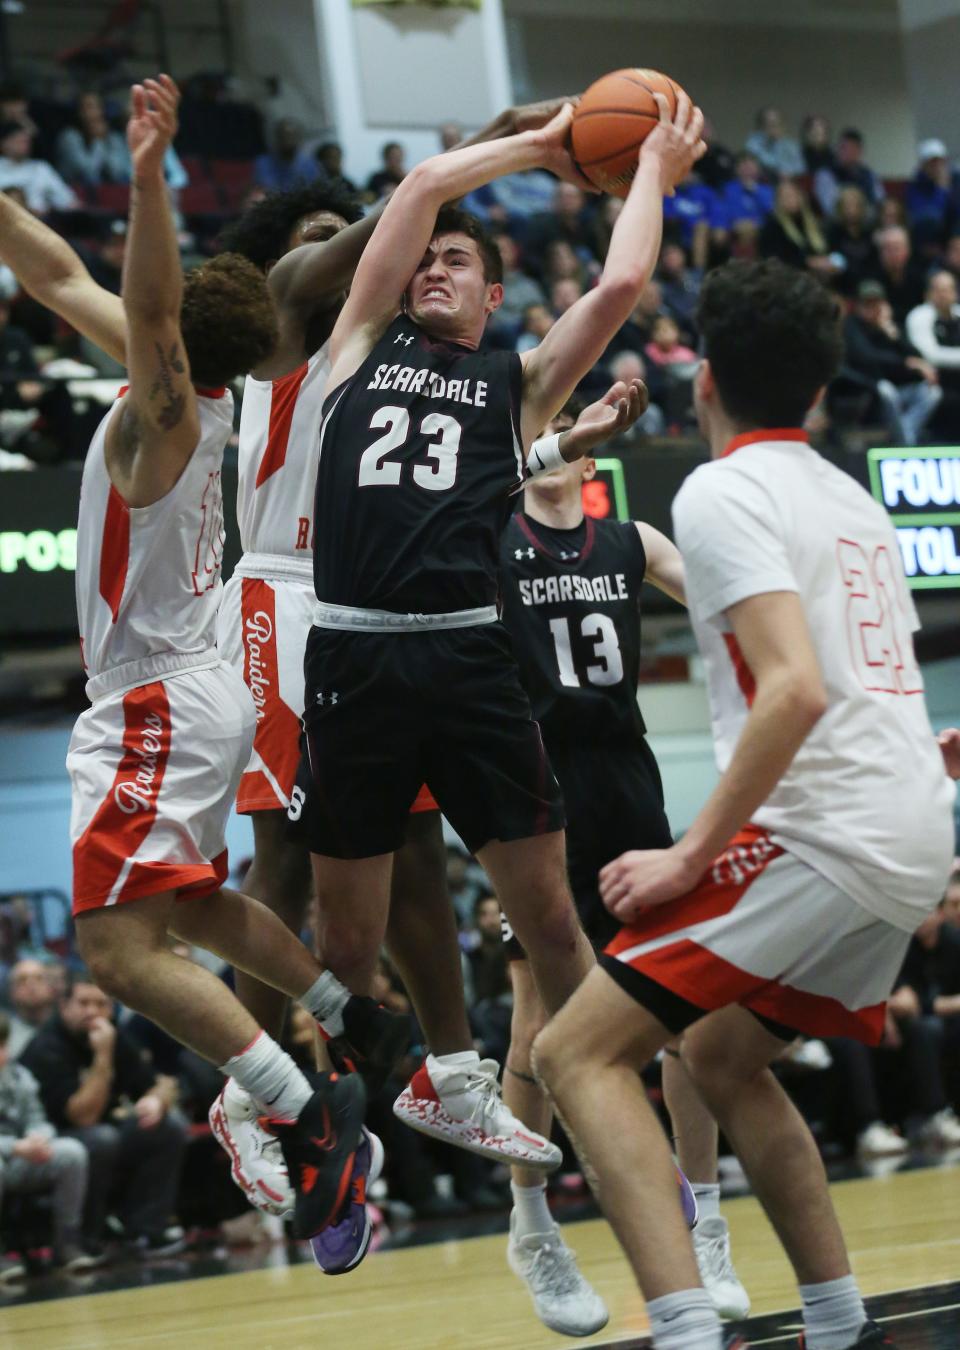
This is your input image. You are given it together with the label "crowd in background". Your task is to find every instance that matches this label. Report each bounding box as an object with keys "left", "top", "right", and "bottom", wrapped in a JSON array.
[
  {"left": 0, "top": 71, "right": 959, "bottom": 1274},
  {"left": 0, "top": 849, "right": 958, "bottom": 1279},
  {"left": 2, "top": 85, "right": 960, "bottom": 466}
]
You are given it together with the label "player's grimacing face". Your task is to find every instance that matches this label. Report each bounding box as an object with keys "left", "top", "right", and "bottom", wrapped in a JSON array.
[{"left": 405, "top": 233, "right": 500, "bottom": 332}]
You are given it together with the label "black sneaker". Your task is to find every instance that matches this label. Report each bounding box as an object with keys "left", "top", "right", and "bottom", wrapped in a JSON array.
[
  {"left": 130, "top": 1229, "right": 187, "bottom": 1260},
  {"left": 326, "top": 995, "right": 411, "bottom": 1096},
  {"left": 269, "top": 1072, "right": 366, "bottom": 1238},
  {"left": 800, "top": 1322, "right": 896, "bottom": 1348},
  {"left": 0, "top": 1253, "right": 25, "bottom": 1284},
  {"left": 54, "top": 1242, "right": 107, "bottom": 1273}
]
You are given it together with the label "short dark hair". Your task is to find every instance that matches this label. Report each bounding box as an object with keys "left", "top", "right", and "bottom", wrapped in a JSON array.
[
  {"left": 63, "top": 967, "right": 97, "bottom": 998},
  {"left": 431, "top": 206, "right": 502, "bottom": 285},
  {"left": 217, "top": 182, "right": 363, "bottom": 273},
  {"left": 555, "top": 394, "right": 585, "bottom": 424},
  {"left": 697, "top": 259, "right": 843, "bottom": 427},
  {"left": 180, "top": 253, "right": 278, "bottom": 387},
  {"left": 382, "top": 141, "right": 402, "bottom": 157},
  {"left": 0, "top": 1012, "right": 9, "bottom": 1046},
  {"left": 839, "top": 128, "right": 863, "bottom": 144}
]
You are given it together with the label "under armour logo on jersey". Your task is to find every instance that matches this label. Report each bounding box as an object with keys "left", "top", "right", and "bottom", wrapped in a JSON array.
[
  {"left": 515, "top": 547, "right": 535, "bottom": 560},
  {"left": 315, "top": 690, "right": 340, "bottom": 706},
  {"left": 559, "top": 549, "right": 579, "bottom": 561},
  {"left": 394, "top": 333, "right": 415, "bottom": 346}
]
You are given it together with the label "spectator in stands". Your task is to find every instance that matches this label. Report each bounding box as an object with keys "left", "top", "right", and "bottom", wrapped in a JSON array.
[
  {"left": 462, "top": 895, "right": 511, "bottom": 1008},
  {"left": 549, "top": 276, "right": 583, "bottom": 318},
  {"left": 943, "top": 234, "right": 960, "bottom": 288},
  {"left": 438, "top": 122, "right": 462, "bottom": 152},
  {"left": 461, "top": 168, "right": 556, "bottom": 228},
  {"left": 898, "top": 901, "right": 960, "bottom": 1108},
  {"left": 662, "top": 174, "right": 725, "bottom": 269},
  {"left": 759, "top": 180, "right": 833, "bottom": 275},
  {"left": 745, "top": 105, "right": 806, "bottom": 180},
  {"left": 814, "top": 128, "right": 884, "bottom": 219},
  {"left": 878, "top": 198, "right": 909, "bottom": 231},
  {"left": 0, "top": 122, "right": 76, "bottom": 215},
  {"left": 644, "top": 313, "right": 697, "bottom": 369},
  {"left": 906, "top": 138, "right": 958, "bottom": 254},
  {"left": 0, "top": 1012, "right": 96, "bottom": 1274},
  {"left": 254, "top": 117, "right": 320, "bottom": 194},
  {"left": 696, "top": 116, "right": 734, "bottom": 190},
  {"left": 0, "top": 295, "right": 39, "bottom": 378},
  {"left": 487, "top": 231, "right": 545, "bottom": 344},
  {"left": 870, "top": 225, "right": 928, "bottom": 326},
  {"left": 540, "top": 238, "right": 591, "bottom": 293},
  {"left": 366, "top": 140, "right": 407, "bottom": 200},
  {"left": 515, "top": 302, "right": 554, "bottom": 354},
  {"left": 607, "top": 279, "right": 665, "bottom": 358},
  {"left": 85, "top": 218, "right": 126, "bottom": 295},
  {"left": 828, "top": 186, "right": 880, "bottom": 294},
  {"left": 55, "top": 92, "right": 127, "bottom": 187},
  {"left": 590, "top": 194, "right": 623, "bottom": 263},
  {"left": 6, "top": 958, "right": 57, "bottom": 1058},
  {"left": 315, "top": 141, "right": 357, "bottom": 195},
  {"left": 607, "top": 349, "right": 665, "bottom": 438},
  {"left": 0, "top": 83, "right": 37, "bottom": 140},
  {"left": 525, "top": 181, "right": 595, "bottom": 260},
  {"left": 906, "top": 269, "right": 960, "bottom": 372},
  {"left": 721, "top": 152, "right": 774, "bottom": 231},
  {"left": 20, "top": 972, "right": 188, "bottom": 1257},
  {"left": 842, "top": 279, "right": 941, "bottom": 446},
  {"left": 657, "top": 241, "right": 701, "bottom": 343},
  {"left": 801, "top": 114, "right": 835, "bottom": 175}
]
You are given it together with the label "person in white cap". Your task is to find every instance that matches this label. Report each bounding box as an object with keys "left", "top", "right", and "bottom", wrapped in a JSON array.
[{"left": 907, "top": 138, "right": 958, "bottom": 249}]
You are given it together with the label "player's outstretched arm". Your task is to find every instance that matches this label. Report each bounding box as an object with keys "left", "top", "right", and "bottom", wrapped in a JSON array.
[
  {"left": 107, "top": 75, "right": 199, "bottom": 507},
  {"left": 519, "top": 93, "right": 705, "bottom": 447},
  {"left": 0, "top": 189, "right": 126, "bottom": 363},
  {"left": 600, "top": 590, "right": 826, "bottom": 920},
  {"left": 636, "top": 523, "right": 686, "bottom": 604},
  {"left": 328, "top": 105, "right": 584, "bottom": 390}
]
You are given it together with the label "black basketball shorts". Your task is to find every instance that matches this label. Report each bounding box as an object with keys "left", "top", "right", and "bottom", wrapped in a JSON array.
[
  {"left": 287, "top": 622, "right": 565, "bottom": 859},
  {"left": 501, "top": 736, "right": 673, "bottom": 958}
]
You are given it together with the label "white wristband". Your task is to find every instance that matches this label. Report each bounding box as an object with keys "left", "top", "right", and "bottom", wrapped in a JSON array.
[{"left": 526, "top": 432, "right": 565, "bottom": 478}]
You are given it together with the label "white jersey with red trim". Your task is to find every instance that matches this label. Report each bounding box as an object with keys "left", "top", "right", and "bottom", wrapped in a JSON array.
[
  {"left": 76, "top": 390, "right": 234, "bottom": 691},
  {"left": 672, "top": 431, "right": 955, "bottom": 932},
  {"left": 236, "top": 343, "right": 331, "bottom": 559}
]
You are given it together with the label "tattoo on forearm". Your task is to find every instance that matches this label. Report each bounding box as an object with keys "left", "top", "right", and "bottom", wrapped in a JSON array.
[
  {"left": 505, "top": 1064, "right": 538, "bottom": 1086},
  {"left": 149, "top": 340, "right": 187, "bottom": 430}
]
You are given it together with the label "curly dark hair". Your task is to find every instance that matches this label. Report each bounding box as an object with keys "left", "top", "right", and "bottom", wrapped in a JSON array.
[
  {"left": 217, "top": 182, "right": 364, "bottom": 272},
  {"left": 181, "top": 253, "right": 278, "bottom": 386},
  {"left": 697, "top": 260, "right": 843, "bottom": 427},
  {"left": 431, "top": 206, "right": 503, "bottom": 285}
]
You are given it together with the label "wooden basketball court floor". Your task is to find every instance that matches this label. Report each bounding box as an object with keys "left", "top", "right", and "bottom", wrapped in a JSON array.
[{"left": 2, "top": 1162, "right": 957, "bottom": 1350}]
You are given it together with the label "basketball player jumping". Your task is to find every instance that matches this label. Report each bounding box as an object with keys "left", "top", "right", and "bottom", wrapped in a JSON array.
[
  {"left": 59, "top": 75, "right": 406, "bottom": 1251},
  {"left": 532, "top": 259, "right": 956, "bottom": 1350},
  {"left": 497, "top": 405, "right": 748, "bottom": 1333},
  {"left": 285, "top": 86, "right": 703, "bottom": 1251}
]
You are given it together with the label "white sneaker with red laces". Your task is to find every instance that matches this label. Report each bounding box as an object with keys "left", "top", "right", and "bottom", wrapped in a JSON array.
[
  {"left": 209, "top": 1078, "right": 295, "bottom": 1218},
  {"left": 393, "top": 1054, "right": 562, "bottom": 1171}
]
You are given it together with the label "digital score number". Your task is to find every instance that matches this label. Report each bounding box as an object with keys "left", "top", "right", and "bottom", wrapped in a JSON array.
[
  {"left": 867, "top": 447, "right": 960, "bottom": 589},
  {"left": 583, "top": 457, "right": 629, "bottom": 521}
]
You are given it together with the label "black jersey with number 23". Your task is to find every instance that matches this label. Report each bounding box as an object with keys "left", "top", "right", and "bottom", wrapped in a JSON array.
[
  {"left": 313, "top": 315, "right": 524, "bottom": 613},
  {"left": 499, "top": 512, "right": 648, "bottom": 746}
]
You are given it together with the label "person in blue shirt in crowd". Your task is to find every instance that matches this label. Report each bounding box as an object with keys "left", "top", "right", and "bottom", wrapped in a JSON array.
[
  {"left": 662, "top": 175, "right": 725, "bottom": 268},
  {"left": 906, "top": 139, "right": 959, "bottom": 255},
  {"left": 254, "top": 117, "right": 321, "bottom": 194},
  {"left": 721, "top": 153, "right": 774, "bottom": 231}
]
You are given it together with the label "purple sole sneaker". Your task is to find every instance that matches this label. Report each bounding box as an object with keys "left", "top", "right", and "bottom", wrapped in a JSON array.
[
  {"left": 310, "top": 1127, "right": 384, "bottom": 1276},
  {"left": 676, "top": 1163, "right": 699, "bottom": 1229}
]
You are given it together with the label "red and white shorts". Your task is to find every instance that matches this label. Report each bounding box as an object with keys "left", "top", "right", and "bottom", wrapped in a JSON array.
[
  {"left": 602, "top": 826, "right": 911, "bottom": 1045},
  {"left": 68, "top": 662, "right": 255, "bottom": 915},
  {"left": 218, "top": 567, "right": 439, "bottom": 817},
  {"left": 218, "top": 571, "right": 313, "bottom": 813}
]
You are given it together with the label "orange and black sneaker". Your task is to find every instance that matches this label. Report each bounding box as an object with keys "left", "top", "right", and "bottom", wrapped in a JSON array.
[
  {"left": 268, "top": 1072, "right": 366, "bottom": 1239},
  {"left": 326, "top": 994, "right": 410, "bottom": 1096}
]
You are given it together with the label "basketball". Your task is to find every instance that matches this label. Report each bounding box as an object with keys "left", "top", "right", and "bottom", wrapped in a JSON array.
[{"left": 571, "top": 68, "right": 685, "bottom": 197}]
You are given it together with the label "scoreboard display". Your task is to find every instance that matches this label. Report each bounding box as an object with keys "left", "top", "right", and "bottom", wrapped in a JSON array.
[{"left": 867, "top": 447, "right": 960, "bottom": 589}]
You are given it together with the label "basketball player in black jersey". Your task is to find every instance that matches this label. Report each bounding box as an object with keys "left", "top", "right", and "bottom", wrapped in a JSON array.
[
  {"left": 289, "top": 96, "right": 704, "bottom": 1129},
  {"left": 498, "top": 402, "right": 749, "bottom": 1331}
]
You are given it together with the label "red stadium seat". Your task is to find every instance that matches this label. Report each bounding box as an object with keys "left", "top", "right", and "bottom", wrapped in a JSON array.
[
  {"left": 92, "top": 183, "right": 130, "bottom": 213},
  {"left": 178, "top": 181, "right": 224, "bottom": 215}
]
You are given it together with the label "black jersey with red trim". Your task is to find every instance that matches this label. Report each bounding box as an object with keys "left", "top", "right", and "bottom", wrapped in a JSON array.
[
  {"left": 499, "top": 511, "right": 648, "bottom": 745},
  {"left": 313, "top": 315, "right": 524, "bottom": 614}
]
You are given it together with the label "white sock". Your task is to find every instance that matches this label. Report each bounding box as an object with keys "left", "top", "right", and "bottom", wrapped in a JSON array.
[
  {"left": 299, "top": 970, "right": 350, "bottom": 1038},
  {"left": 431, "top": 1050, "right": 480, "bottom": 1070},
  {"left": 220, "top": 1031, "right": 312, "bottom": 1122},
  {"left": 691, "top": 1182, "right": 721, "bottom": 1222},
  {"left": 510, "top": 1180, "right": 553, "bottom": 1238},
  {"left": 646, "top": 1289, "right": 722, "bottom": 1349},
  {"left": 800, "top": 1276, "right": 867, "bottom": 1350}
]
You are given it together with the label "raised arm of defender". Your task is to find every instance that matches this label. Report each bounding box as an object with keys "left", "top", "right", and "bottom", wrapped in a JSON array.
[
  {"left": 327, "top": 104, "right": 584, "bottom": 389},
  {"left": 0, "top": 186, "right": 126, "bottom": 363},
  {"left": 105, "top": 75, "right": 199, "bottom": 507},
  {"left": 519, "top": 94, "right": 705, "bottom": 446}
]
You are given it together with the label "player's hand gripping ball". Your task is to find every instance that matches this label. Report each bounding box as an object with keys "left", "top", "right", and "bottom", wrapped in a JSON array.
[{"left": 571, "top": 68, "right": 687, "bottom": 197}]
